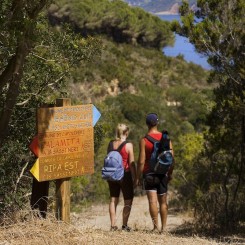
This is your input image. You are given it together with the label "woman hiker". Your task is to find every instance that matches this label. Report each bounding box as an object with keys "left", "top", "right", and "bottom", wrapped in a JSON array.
[{"left": 107, "top": 123, "right": 136, "bottom": 231}]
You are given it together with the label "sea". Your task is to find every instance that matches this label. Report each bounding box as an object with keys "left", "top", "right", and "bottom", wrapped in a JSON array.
[{"left": 158, "top": 14, "right": 211, "bottom": 70}]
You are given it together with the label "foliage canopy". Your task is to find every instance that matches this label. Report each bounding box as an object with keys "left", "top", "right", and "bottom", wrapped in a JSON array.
[
  {"left": 172, "top": 0, "right": 245, "bottom": 230},
  {"left": 0, "top": 0, "right": 101, "bottom": 214},
  {"left": 50, "top": 0, "right": 174, "bottom": 49}
]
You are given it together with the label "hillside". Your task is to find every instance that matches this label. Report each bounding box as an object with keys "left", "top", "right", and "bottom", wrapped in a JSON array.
[
  {"left": 49, "top": 0, "right": 174, "bottom": 49},
  {"left": 48, "top": 0, "right": 212, "bottom": 209},
  {"left": 50, "top": 0, "right": 211, "bottom": 138}
]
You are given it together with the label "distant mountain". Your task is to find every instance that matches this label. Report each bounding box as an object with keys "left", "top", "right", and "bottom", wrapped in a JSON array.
[{"left": 123, "top": 0, "right": 197, "bottom": 14}]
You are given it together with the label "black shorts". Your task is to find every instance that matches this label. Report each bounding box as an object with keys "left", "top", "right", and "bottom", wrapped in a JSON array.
[
  {"left": 143, "top": 173, "right": 168, "bottom": 195},
  {"left": 108, "top": 171, "right": 134, "bottom": 200}
]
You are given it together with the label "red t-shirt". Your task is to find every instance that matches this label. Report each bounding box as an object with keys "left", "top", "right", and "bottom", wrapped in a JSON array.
[{"left": 143, "top": 133, "right": 162, "bottom": 174}]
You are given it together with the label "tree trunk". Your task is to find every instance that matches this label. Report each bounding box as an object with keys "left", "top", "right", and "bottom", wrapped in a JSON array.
[
  {"left": 0, "top": 0, "right": 49, "bottom": 145},
  {"left": 0, "top": 38, "right": 30, "bottom": 145}
]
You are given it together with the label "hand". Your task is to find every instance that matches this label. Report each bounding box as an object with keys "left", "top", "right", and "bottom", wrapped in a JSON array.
[
  {"left": 134, "top": 178, "right": 141, "bottom": 188},
  {"left": 133, "top": 178, "right": 138, "bottom": 188}
]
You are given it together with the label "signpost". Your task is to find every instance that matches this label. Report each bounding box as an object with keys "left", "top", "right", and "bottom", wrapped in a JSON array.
[
  {"left": 29, "top": 98, "right": 101, "bottom": 222},
  {"left": 30, "top": 103, "right": 101, "bottom": 181}
]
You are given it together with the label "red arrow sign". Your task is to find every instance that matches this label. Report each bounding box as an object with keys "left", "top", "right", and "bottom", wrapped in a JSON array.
[{"left": 29, "top": 135, "right": 39, "bottom": 157}]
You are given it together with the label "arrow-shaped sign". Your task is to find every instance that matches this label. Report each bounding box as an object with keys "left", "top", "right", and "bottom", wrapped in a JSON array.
[
  {"left": 29, "top": 135, "right": 39, "bottom": 157},
  {"left": 30, "top": 158, "right": 40, "bottom": 181},
  {"left": 93, "top": 105, "right": 101, "bottom": 127}
]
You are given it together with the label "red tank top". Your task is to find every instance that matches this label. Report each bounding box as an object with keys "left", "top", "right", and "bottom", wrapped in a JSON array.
[
  {"left": 120, "top": 145, "right": 130, "bottom": 171},
  {"left": 143, "top": 133, "right": 162, "bottom": 174}
]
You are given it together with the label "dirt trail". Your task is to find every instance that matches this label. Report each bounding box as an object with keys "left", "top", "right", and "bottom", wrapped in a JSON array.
[
  {"left": 72, "top": 195, "right": 189, "bottom": 232},
  {"left": 69, "top": 196, "right": 245, "bottom": 244},
  {"left": 2, "top": 195, "right": 244, "bottom": 244}
]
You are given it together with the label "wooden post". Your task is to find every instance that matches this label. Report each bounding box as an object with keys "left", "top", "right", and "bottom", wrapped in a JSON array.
[
  {"left": 30, "top": 103, "right": 54, "bottom": 218},
  {"left": 30, "top": 178, "right": 49, "bottom": 218},
  {"left": 55, "top": 98, "right": 71, "bottom": 222}
]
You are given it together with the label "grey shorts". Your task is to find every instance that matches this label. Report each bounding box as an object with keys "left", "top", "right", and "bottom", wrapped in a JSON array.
[{"left": 143, "top": 173, "right": 168, "bottom": 195}]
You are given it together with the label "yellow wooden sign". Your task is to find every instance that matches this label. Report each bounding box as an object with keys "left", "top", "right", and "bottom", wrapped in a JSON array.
[
  {"left": 37, "top": 104, "right": 93, "bottom": 133},
  {"left": 30, "top": 104, "right": 100, "bottom": 182}
]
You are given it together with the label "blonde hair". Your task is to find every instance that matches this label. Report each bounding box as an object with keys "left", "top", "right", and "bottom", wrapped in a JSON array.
[{"left": 116, "top": 123, "right": 129, "bottom": 140}]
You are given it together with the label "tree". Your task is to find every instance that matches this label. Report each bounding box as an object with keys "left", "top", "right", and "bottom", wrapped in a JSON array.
[
  {"left": 0, "top": 1, "right": 101, "bottom": 215},
  {"left": 173, "top": 132, "right": 204, "bottom": 210},
  {"left": 172, "top": 0, "right": 245, "bottom": 230},
  {"left": 49, "top": 0, "right": 174, "bottom": 49},
  {"left": 0, "top": 0, "right": 50, "bottom": 145}
]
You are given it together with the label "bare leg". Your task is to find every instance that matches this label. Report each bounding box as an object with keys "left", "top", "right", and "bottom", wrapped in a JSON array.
[
  {"left": 123, "top": 199, "right": 133, "bottom": 226},
  {"left": 109, "top": 197, "right": 119, "bottom": 227},
  {"left": 146, "top": 191, "right": 159, "bottom": 231},
  {"left": 158, "top": 194, "right": 168, "bottom": 231}
]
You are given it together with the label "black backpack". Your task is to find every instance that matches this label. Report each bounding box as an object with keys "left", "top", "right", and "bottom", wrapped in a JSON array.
[{"left": 145, "top": 131, "right": 173, "bottom": 175}]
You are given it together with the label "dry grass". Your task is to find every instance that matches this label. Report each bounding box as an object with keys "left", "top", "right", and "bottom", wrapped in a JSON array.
[
  {"left": 1, "top": 214, "right": 244, "bottom": 245},
  {"left": 1, "top": 196, "right": 244, "bottom": 245},
  {"left": 0, "top": 216, "right": 229, "bottom": 245}
]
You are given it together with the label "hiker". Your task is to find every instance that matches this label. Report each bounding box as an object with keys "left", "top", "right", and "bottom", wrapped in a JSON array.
[
  {"left": 135, "top": 113, "right": 174, "bottom": 233},
  {"left": 107, "top": 123, "right": 136, "bottom": 231}
]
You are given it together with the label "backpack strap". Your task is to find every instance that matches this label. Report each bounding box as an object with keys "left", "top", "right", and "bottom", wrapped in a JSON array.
[
  {"left": 145, "top": 132, "right": 171, "bottom": 151},
  {"left": 116, "top": 141, "right": 128, "bottom": 153},
  {"left": 145, "top": 134, "right": 160, "bottom": 144},
  {"left": 107, "top": 140, "right": 128, "bottom": 153},
  {"left": 107, "top": 140, "right": 114, "bottom": 153}
]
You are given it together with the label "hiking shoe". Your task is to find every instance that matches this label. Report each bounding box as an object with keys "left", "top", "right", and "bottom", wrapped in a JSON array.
[
  {"left": 110, "top": 226, "right": 118, "bottom": 231},
  {"left": 159, "top": 230, "right": 169, "bottom": 235},
  {"left": 122, "top": 225, "right": 131, "bottom": 232},
  {"left": 151, "top": 228, "right": 161, "bottom": 234}
]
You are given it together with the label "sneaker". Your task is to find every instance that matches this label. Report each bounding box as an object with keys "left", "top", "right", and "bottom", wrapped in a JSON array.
[
  {"left": 110, "top": 226, "right": 118, "bottom": 231},
  {"left": 122, "top": 225, "right": 131, "bottom": 232}
]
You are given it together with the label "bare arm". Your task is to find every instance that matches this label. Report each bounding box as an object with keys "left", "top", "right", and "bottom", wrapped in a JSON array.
[
  {"left": 170, "top": 140, "right": 174, "bottom": 157},
  {"left": 126, "top": 142, "right": 136, "bottom": 182}
]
